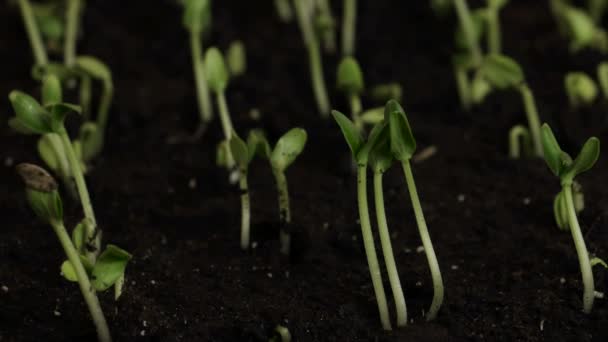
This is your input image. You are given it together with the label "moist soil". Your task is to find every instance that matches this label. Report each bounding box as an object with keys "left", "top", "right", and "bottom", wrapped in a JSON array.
[{"left": 1, "top": 0, "right": 608, "bottom": 341}]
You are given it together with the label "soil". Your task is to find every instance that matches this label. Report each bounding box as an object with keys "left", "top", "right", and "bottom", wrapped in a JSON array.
[{"left": 1, "top": 0, "right": 608, "bottom": 341}]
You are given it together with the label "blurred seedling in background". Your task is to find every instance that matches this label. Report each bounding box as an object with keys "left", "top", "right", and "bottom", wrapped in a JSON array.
[
  {"left": 342, "top": 0, "right": 357, "bottom": 56},
  {"left": 227, "top": 40, "right": 247, "bottom": 78},
  {"left": 315, "top": 0, "right": 337, "bottom": 53},
  {"left": 565, "top": 72, "right": 598, "bottom": 108},
  {"left": 550, "top": 0, "right": 608, "bottom": 53},
  {"left": 337, "top": 57, "right": 365, "bottom": 132},
  {"left": 541, "top": 124, "right": 606, "bottom": 314},
  {"left": 274, "top": 0, "right": 294, "bottom": 23},
  {"left": 16, "top": 163, "right": 130, "bottom": 342}
]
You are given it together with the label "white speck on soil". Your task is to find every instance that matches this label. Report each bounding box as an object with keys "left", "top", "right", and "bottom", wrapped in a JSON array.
[
  {"left": 285, "top": 271, "right": 290, "bottom": 278},
  {"left": 352, "top": 235, "right": 357, "bottom": 241},
  {"left": 4, "top": 157, "right": 13, "bottom": 167},
  {"left": 457, "top": 194, "right": 466, "bottom": 202},
  {"left": 404, "top": 247, "right": 412, "bottom": 253},
  {"left": 267, "top": 273, "right": 273, "bottom": 278},
  {"left": 53, "top": 310, "right": 61, "bottom": 317},
  {"left": 416, "top": 246, "right": 425, "bottom": 253},
  {"left": 540, "top": 319, "right": 545, "bottom": 331},
  {"left": 523, "top": 197, "right": 531, "bottom": 205},
  {"left": 594, "top": 291, "right": 605, "bottom": 299},
  {"left": 251, "top": 242, "right": 258, "bottom": 249},
  {"left": 416, "top": 281, "right": 422, "bottom": 287},
  {"left": 188, "top": 178, "right": 197, "bottom": 189},
  {"left": 1, "top": 285, "right": 8, "bottom": 292},
  {"left": 560, "top": 277, "right": 566, "bottom": 284},
  {"left": 150, "top": 280, "right": 156, "bottom": 285},
  {"left": 322, "top": 222, "right": 329, "bottom": 229},
  {"left": 140, "top": 330, "right": 146, "bottom": 336},
  {"left": 451, "top": 265, "right": 459, "bottom": 270},
  {"left": 143, "top": 320, "right": 148, "bottom": 327}
]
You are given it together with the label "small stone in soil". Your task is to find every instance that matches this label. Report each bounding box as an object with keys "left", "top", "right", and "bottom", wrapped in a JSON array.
[
  {"left": 188, "top": 178, "right": 197, "bottom": 189},
  {"left": 1, "top": 285, "right": 8, "bottom": 292},
  {"left": 150, "top": 280, "right": 156, "bottom": 285},
  {"left": 416, "top": 246, "right": 425, "bottom": 253},
  {"left": 251, "top": 241, "right": 258, "bottom": 249},
  {"left": 140, "top": 330, "right": 146, "bottom": 336},
  {"left": 404, "top": 247, "right": 412, "bottom": 253},
  {"left": 267, "top": 273, "right": 273, "bottom": 278},
  {"left": 560, "top": 277, "right": 566, "bottom": 284},
  {"left": 53, "top": 310, "right": 61, "bottom": 316},
  {"left": 451, "top": 265, "right": 459, "bottom": 270},
  {"left": 523, "top": 197, "right": 531, "bottom": 205},
  {"left": 416, "top": 281, "right": 422, "bottom": 287},
  {"left": 4, "top": 157, "right": 13, "bottom": 167},
  {"left": 457, "top": 194, "right": 466, "bottom": 202}
]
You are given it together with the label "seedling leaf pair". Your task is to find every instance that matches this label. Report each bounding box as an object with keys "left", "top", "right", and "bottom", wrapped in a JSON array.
[{"left": 541, "top": 124, "right": 599, "bottom": 182}]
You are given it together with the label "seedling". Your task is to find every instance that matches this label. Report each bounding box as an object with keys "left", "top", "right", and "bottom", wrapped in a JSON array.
[
  {"left": 205, "top": 47, "right": 236, "bottom": 170},
  {"left": 386, "top": 100, "right": 444, "bottom": 321},
  {"left": 268, "top": 128, "right": 307, "bottom": 255},
  {"left": 16, "top": 0, "right": 48, "bottom": 65},
  {"left": 564, "top": 72, "right": 598, "bottom": 108},
  {"left": 271, "top": 325, "right": 292, "bottom": 342},
  {"left": 337, "top": 57, "right": 364, "bottom": 132},
  {"left": 30, "top": 1, "right": 64, "bottom": 52},
  {"left": 228, "top": 130, "right": 271, "bottom": 250},
  {"left": 485, "top": 0, "right": 508, "bottom": 54},
  {"left": 342, "top": 0, "right": 357, "bottom": 56},
  {"left": 551, "top": 0, "right": 608, "bottom": 53},
  {"left": 540, "top": 123, "right": 604, "bottom": 313},
  {"left": 332, "top": 110, "right": 391, "bottom": 329},
  {"left": 315, "top": 0, "right": 336, "bottom": 53},
  {"left": 508, "top": 125, "right": 532, "bottom": 159},
  {"left": 8, "top": 75, "right": 101, "bottom": 262},
  {"left": 293, "top": 0, "right": 331, "bottom": 117},
  {"left": 16, "top": 163, "right": 119, "bottom": 342},
  {"left": 597, "top": 61, "right": 608, "bottom": 99},
  {"left": 453, "top": 0, "right": 483, "bottom": 68},
  {"left": 477, "top": 54, "right": 543, "bottom": 157},
  {"left": 64, "top": 0, "right": 83, "bottom": 67},
  {"left": 183, "top": 0, "right": 213, "bottom": 134},
  {"left": 274, "top": 0, "right": 293, "bottom": 23},
  {"left": 226, "top": 40, "right": 247, "bottom": 78}
]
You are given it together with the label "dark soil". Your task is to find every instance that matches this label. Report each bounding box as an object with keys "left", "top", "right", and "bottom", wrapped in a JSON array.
[{"left": 1, "top": 0, "right": 608, "bottom": 341}]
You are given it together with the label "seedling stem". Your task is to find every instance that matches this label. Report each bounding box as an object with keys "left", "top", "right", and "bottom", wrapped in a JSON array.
[
  {"left": 191, "top": 33, "right": 213, "bottom": 124},
  {"left": 342, "top": 0, "right": 357, "bottom": 56},
  {"left": 454, "top": 0, "right": 482, "bottom": 66},
  {"left": 401, "top": 160, "right": 444, "bottom": 321},
  {"left": 486, "top": 0, "right": 502, "bottom": 54},
  {"left": 217, "top": 92, "right": 235, "bottom": 168},
  {"left": 373, "top": 171, "right": 407, "bottom": 327},
  {"left": 519, "top": 84, "right": 543, "bottom": 157},
  {"left": 273, "top": 169, "right": 291, "bottom": 255},
  {"left": 17, "top": 0, "right": 48, "bottom": 65},
  {"left": 239, "top": 170, "right": 251, "bottom": 250},
  {"left": 64, "top": 0, "right": 80, "bottom": 67}
]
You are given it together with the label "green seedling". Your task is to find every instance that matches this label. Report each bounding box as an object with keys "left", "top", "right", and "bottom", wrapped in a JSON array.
[
  {"left": 360, "top": 106, "right": 385, "bottom": 125},
  {"left": 16, "top": 164, "right": 112, "bottom": 342},
  {"left": 17, "top": 0, "right": 48, "bottom": 65},
  {"left": 597, "top": 61, "right": 608, "bottom": 99},
  {"left": 183, "top": 0, "right": 213, "bottom": 133},
  {"left": 274, "top": 0, "right": 293, "bottom": 23},
  {"left": 477, "top": 54, "right": 543, "bottom": 157},
  {"left": 205, "top": 47, "right": 236, "bottom": 170},
  {"left": 332, "top": 109, "right": 391, "bottom": 330},
  {"left": 315, "top": 0, "right": 336, "bottom": 53},
  {"left": 485, "top": 0, "right": 509, "bottom": 54},
  {"left": 370, "top": 83, "right": 403, "bottom": 103},
  {"left": 271, "top": 325, "right": 292, "bottom": 342},
  {"left": 454, "top": 0, "right": 483, "bottom": 68},
  {"left": 565, "top": 72, "right": 598, "bottom": 108},
  {"left": 508, "top": 125, "right": 532, "bottom": 159},
  {"left": 540, "top": 123, "right": 604, "bottom": 313},
  {"left": 386, "top": 100, "right": 444, "bottom": 321},
  {"left": 554, "top": 181, "right": 585, "bottom": 231},
  {"left": 64, "top": 0, "right": 83, "bottom": 67},
  {"left": 337, "top": 57, "right": 364, "bottom": 132},
  {"left": 268, "top": 128, "right": 307, "bottom": 255},
  {"left": 227, "top": 40, "right": 247, "bottom": 78},
  {"left": 293, "top": 0, "right": 331, "bottom": 117},
  {"left": 228, "top": 130, "right": 271, "bottom": 250},
  {"left": 8, "top": 75, "right": 101, "bottom": 262},
  {"left": 342, "top": 0, "right": 357, "bottom": 56},
  {"left": 551, "top": 0, "right": 608, "bottom": 53}
]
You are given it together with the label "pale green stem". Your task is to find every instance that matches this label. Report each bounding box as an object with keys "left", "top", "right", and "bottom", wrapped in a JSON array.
[
  {"left": 357, "top": 165, "right": 391, "bottom": 330},
  {"left": 373, "top": 172, "right": 408, "bottom": 327},
  {"left": 216, "top": 91, "right": 235, "bottom": 168},
  {"left": 454, "top": 65, "right": 471, "bottom": 111},
  {"left": 563, "top": 183, "right": 595, "bottom": 313},
  {"left": 190, "top": 32, "right": 213, "bottom": 123},
  {"left": 508, "top": 125, "right": 531, "bottom": 159},
  {"left": 294, "top": 0, "right": 331, "bottom": 117},
  {"left": 97, "top": 80, "right": 114, "bottom": 134},
  {"left": 17, "top": 0, "right": 48, "bottom": 65},
  {"left": 317, "top": 0, "right": 336, "bottom": 53},
  {"left": 50, "top": 219, "right": 111, "bottom": 342},
  {"left": 402, "top": 160, "right": 444, "bottom": 321},
  {"left": 240, "top": 170, "right": 251, "bottom": 250},
  {"left": 342, "top": 0, "right": 357, "bottom": 56},
  {"left": 453, "top": 0, "right": 482, "bottom": 66},
  {"left": 64, "top": 0, "right": 80, "bottom": 67},
  {"left": 275, "top": 0, "right": 294, "bottom": 22},
  {"left": 273, "top": 169, "right": 291, "bottom": 255},
  {"left": 58, "top": 128, "right": 99, "bottom": 263},
  {"left": 349, "top": 94, "right": 363, "bottom": 132},
  {"left": 518, "top": 84, "right": 543, "bottom": 157},
  {"left": 486, "top": 2, "right": 501, "bottom": 54}
]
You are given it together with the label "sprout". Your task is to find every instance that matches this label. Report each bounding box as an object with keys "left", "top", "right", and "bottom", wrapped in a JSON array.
[
  {"left": 508, "top": 125, "right": 532, "bottom": 159},
  {"left": 342, "top": 0, "right": 357, "bottom": 56},
  {"left": 551, "top": 1, "right": 608, "bottom": 53},
  {"left": 564, "top": 72, "right": 598, "bottom": 108},
  {"left": 332, "top": 109, "right": 391, "bottom": 330},
  {"left": 16, "top": 163, "right": 114, "bottom": 342},
  {"left": 386, "top": 100, "right": 444, "bottom": 321},
  {"left": 370, "top": 83, "right": 403, "bottom": 103},
  {"left": 597, "top": 61, "right": 608, "bottom": 100},
  {"left": 271, "top": 325, "right": 291, "bottom": 342},
  {"left": 485, "top": 0, "right": 509, "bottom": 54},
  {"left": 8, "top": 76, "right": 101, "bottom": 263},
  {"left": 183, "top": 0, "right": 214, "bottom": 133},
  {"left": 16, "top": 0, "right": 48, "bottom": 65},
  {"left": 64, "top": 0, "right": 83, "bottom": 67},
  {"left": 477, "top": 54, "right": 543, "bottom": 157},
  {"left": 226, "top": 40, "right": 247, "bottom": 78},
  {"left": 540, "top": 123, "right": 604, "bottom": 313},
  {"left": 293, "top": 0, "right": 331, "bottom": 117},
  {"left": 315, "top": 0, "right": 336, "bottom": 53},
  {"left": 337, "top": 57, "right": 364, "bottom": 131},
  {"left": 205, "top": 47, "right": 237, "bottom": 171},
  {"left": 268, "top": 128, "right": 307, "bottom": 255},
  {"left": 453, "top": 0, "right": 483, "bottom": 67},
  {"left": 274, "top": 0, "right": 293, "bottom": 23}
]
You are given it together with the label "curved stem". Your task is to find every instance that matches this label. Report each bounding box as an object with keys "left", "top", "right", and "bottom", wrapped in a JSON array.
[
  {"left": 97, "top": 80, "right": 114, "bottom": 134},
  {"left": 216, "top": 92, "right": 235, "bottom": 168},
  {"left": 64, "top": 0, "right": 80, "bottom": 67},
  {"left": 190, "top": 32, "right": 213, "bottom": 123},
  {"left": 453, "top": 0, "right": 482, "bottom": 67},
  {"left": 50, "top": 220, "right": 111, "bottom": 342},
  {"left": 342, "top": 0, "right": 357, "bottom": 56},
  {"left": 240, "top": 171, "right": 251, "bottom": 250},
  {"left": 17, "top": 0, "right": 48, "bottom": 65},
  {"left": 373, "top": 172, "right": 408, "bottom": 327},
  {"left": 357, "top": 165, "right": 391, "bottom": 330},
  {"left": 273, "top": 169, "right": 291, "bottom": 255},
  {"left": 58, "top": 128, "right": 100, "bottom": 262},
  {"left": 563, "top": 184, "right": 595, "bottom": 313},
  {"left": 508, "top": 125, "right": 531, "bottom": 159},
  {"left": 518, "top": 84, "right": 543, "bottom": 157},
  {"left": 402, "top": 160, "right": 444, "bottom": 321}
]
